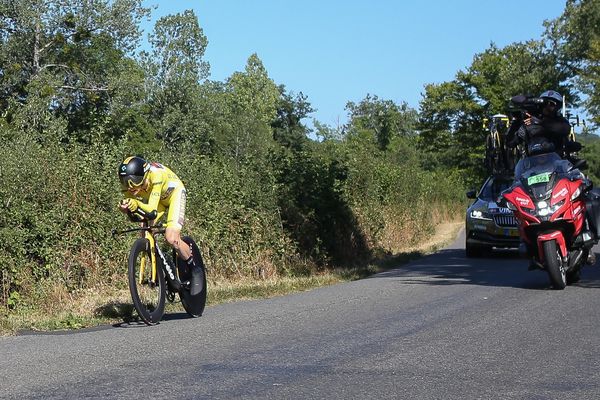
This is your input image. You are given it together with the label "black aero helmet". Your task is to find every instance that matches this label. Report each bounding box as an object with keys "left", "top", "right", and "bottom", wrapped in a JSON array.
[{"left": 118, "top": 156, "right": 150, "bottom": 189}]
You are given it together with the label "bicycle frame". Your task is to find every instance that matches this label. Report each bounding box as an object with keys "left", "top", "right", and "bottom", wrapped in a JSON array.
[
  {"left": 114, "top": 222, "right": 182, "bottom": 292},
  {"left": 114, "top": 216, "right": 207, "bottom": 324},
  {"left": 139, "top": 226, "right": 157, "bottom": 286}
]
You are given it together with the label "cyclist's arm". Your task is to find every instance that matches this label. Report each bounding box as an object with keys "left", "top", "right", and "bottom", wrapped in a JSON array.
[{"left": 136, "top": 180, "right": 162, "bottom": 214}]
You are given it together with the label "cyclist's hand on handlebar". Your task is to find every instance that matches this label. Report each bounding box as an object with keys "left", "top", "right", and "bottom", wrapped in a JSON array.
[{"left": 120, "top": 198, "right": 139, "bottom": 212}]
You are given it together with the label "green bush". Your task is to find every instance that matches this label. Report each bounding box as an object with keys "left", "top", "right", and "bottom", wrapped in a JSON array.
[{"left": 0, "top": 116, "right": 466, "bottom": 314}]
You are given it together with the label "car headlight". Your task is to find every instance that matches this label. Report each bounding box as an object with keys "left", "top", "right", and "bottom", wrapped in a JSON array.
[{"left": 469, "top": 210, "right": 492, "bottom": 220}]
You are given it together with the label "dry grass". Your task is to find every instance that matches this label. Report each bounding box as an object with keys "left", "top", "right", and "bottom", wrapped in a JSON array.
[{"left": 0, "top": 219, "right": 463, "bottom": 336}]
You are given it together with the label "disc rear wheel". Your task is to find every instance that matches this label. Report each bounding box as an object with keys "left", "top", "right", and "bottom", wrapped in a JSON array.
[{"left": 176, "top": 237, "right": 207, "bottom": 317}]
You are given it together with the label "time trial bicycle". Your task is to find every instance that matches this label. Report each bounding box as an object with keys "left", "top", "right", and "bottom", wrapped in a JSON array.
[{"left": 113, "top": 208, "right": 207, "bottom": 325}]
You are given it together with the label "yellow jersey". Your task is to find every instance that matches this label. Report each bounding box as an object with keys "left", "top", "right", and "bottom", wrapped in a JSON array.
[{"left": 124, "top": 162, "right": 184, "bottom": 214}]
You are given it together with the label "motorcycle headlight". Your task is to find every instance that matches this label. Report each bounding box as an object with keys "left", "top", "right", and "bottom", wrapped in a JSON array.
[
  {"left": 571, "top": 187, "right": 581, "bottom": 201},
  {"left": 470, "top": 210, "right": 492, "bottom": 220},
  {"left": 506, "top": 202, "right": 517, "bottom": 211},
  {"left": 536, "top": 199, "right": 565, "bottom": 217}
]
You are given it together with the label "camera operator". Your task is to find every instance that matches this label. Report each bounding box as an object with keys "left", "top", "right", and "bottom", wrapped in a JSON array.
[{"left": 506, "top": 90, "right": 571, "bottom": 156}]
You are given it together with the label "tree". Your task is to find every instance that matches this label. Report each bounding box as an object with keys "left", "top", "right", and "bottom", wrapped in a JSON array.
[
  {"left": 222, "top": 53, "right": 280, "bottom": 160},
  {"left": 271, "top": 85, "right": 314, "bottom": 150},
  {"left": 0, "top": 0, "right": 150, "bottom": 138},
  {"left": 546, "top": 0, "right": 600, "bottom": 125},
  {"left": 463, "top": 41, "right": 574, "bottom": 113},
  {"left": 145, "top": 9, "right": 209, "bottom": 87},
  {"left": 142, "top": 9, "right": 210, "bottom": 149},
  {"left": 227, "top": 53, "right": 279, "bottom": 124},
  {"left": 345, "top": 94, "right": 418, "bottom": 150},
  {"left": 417, "top": 40, "right": 575, "bottom": 182}
]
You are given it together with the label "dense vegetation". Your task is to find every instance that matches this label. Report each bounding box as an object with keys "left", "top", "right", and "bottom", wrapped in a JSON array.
[{"left": 0, "top": 0, "right": 598, "bottom": 317}]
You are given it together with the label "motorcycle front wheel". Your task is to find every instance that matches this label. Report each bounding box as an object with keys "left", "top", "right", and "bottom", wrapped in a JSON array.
[{"left": 543, "top": 240, "right": 566, "bottom": 290}]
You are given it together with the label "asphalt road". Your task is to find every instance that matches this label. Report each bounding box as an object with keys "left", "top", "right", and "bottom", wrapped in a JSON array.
[{"left": 2, "top": 230, "right": 600, "bottom": 399}]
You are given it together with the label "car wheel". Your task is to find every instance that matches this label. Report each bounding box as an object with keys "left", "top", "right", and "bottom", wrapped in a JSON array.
[{"left": 466, "top": 241, "right": 482, "bottom": 258}]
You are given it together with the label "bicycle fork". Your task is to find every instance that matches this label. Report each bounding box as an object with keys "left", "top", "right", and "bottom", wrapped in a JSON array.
[{"left": 140, "top": 232, "right": 159, "bottom": 285}]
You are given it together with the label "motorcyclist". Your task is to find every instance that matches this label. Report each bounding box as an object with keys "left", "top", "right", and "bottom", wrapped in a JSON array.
[{"left": 505, "top": 91, "right": 597, "bottom": 267}]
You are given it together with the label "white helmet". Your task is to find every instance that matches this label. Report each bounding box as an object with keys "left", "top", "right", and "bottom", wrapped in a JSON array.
[{"left": 539, "top": 90, "right": 563, "bottom": 106}]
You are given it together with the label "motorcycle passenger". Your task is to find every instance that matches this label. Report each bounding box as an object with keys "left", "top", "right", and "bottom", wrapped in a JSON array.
[
  {"left": 118, "top": 156, "right": 203, "bottom": 295},
  {"left": 507, "top": 90, "right": 571, "bottom": 156}
]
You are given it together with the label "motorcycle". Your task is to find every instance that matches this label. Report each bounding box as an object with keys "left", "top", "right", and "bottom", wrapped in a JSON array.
[{"left": 501, "top": 147, "right": 597, "bottom": 289}]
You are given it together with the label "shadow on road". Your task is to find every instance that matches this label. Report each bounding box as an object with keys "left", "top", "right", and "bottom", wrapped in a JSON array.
[
  {"left": 373, "top": 248, "right": 600, "bottom": 290},
  {"left": 111, "top": 312, "right": 195, "bottom": 328}
]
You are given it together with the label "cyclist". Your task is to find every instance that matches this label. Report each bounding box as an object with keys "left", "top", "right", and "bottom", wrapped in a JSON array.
[{"left": 118, "top": 156, "right": 203, "bottom": 295}]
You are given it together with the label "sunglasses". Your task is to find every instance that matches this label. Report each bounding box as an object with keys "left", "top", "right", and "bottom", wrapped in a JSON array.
[{"left": 119, "top": 174, "right": 145, "bottom": 190}]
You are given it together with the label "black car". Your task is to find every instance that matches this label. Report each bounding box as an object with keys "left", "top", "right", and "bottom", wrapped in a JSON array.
[{"left": 465, "top": 175, "right": 520, "bottom": 257}]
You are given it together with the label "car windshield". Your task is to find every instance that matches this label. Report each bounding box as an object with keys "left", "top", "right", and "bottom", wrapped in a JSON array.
[{"left": 478, "top": 177, "right": 513, "bottom": 201}]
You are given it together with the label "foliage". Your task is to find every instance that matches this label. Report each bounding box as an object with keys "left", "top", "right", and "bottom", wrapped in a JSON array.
[
  {"left": 140, "top": 9, "right": 210, "bottom": 149},
  {"left": 0, "top": 0, "right": 151, "bottom": 140},
  {"left": 0, "top": 128, "right": 128, "bottom": 310},
  {"left": 545, "top": 0, "right": 600, "bottom": 125},
  {"left": 417, "top": 39, "right": 578, "bottom": 187},
  {"left": 579, "top": 133, "right": 600, "bottom": 183},
  {"left": 345, "top": 94, "right": 418, "bottom": 150}
]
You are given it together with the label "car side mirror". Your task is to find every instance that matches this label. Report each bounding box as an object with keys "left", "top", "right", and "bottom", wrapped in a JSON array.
[
  {"left": 496, "top": 196, "right": 507, "bottom": 208},
  {"left": 466, "top": 190, "right": 477, "bottom": 199}
]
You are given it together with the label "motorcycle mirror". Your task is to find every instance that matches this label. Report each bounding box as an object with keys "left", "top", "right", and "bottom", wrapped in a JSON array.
[
  {"left": 466, "top": 190, "right": 477, "bottom": 199},
  {"left": 565, "top": 141, "right": 582, "bottom": 153},
  {"left": 571, "top": 159, "right": 588, "bottom": 171}
]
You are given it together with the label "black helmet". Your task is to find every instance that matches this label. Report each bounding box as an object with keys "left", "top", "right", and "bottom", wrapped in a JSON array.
[{"left": 118, "top": 156, "right": 150, "bottom": 189}]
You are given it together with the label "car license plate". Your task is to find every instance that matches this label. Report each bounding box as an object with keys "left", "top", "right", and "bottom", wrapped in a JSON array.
[{"left": 508, "top": 229, "right": 520, "bottom": 237}]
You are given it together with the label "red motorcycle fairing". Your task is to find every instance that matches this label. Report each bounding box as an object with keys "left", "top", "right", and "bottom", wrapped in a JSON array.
[
  {"left": 536, "top": 231, "right": 567, "bottom": 263},
  {"left": 549, "top": 178, "right": 585, "bottom": 225},
  {"left": 502, "top": 177, "right": 586, "bottom": 247},
  {"left": 502, "top": 186, "right": 538, "bottom": 223}
]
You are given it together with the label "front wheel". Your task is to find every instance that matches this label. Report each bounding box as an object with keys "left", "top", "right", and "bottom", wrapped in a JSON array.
[
  {"left": 176, "top": 237, "right": 207, "bottom": 317},
  {"left": 466, "top": 241, "right": 488, "bottom": 258},
  {"left": 543, "top": 240, "right": 566, "bottom": 290},
  {"left": 128, "top": 238, "right": 166, "bottom": 324}
]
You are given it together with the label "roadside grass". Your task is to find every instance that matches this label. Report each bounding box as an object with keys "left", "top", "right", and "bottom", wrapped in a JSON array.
[{"left": 0, "top": 222, "right": 462, "bottom": 336}]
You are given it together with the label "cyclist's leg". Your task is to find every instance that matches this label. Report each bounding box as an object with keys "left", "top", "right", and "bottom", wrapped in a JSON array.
[
  {"left": 165, "top": 228, "right": 191, "bottom": 259},
  {"left": 164, "top": 187, "right": 191, "bottom": 260},
  {"left": 164, "top": 187, "right": 202, "bottom": 294}
]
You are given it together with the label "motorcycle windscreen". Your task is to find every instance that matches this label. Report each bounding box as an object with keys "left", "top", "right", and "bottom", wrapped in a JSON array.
[{"left": 514, "top": 153, "right": 562, "bottom": 177}]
